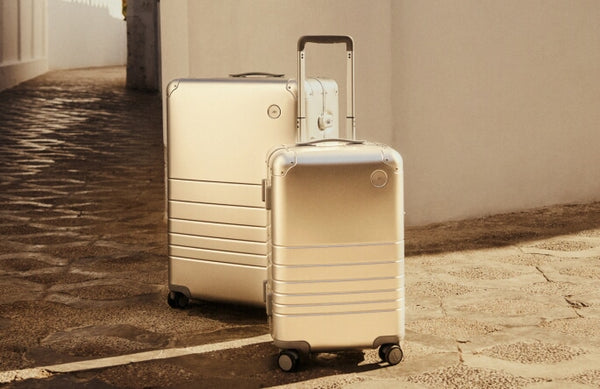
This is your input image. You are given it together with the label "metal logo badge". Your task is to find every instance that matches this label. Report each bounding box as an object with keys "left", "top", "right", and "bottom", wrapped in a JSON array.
[{"left": 370, "top": 170, "right": 388, "bottom": 188}]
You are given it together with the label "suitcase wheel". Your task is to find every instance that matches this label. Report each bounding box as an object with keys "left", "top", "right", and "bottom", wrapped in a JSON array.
[
  {"left": 167, "top": 291, "right": 189, "bottom": 309},
  {"left": 379, "top": 344, "right": 403, "bottom": 366},
  {"left": 278, "top": 349, "right": 300, "bottom": 372}
]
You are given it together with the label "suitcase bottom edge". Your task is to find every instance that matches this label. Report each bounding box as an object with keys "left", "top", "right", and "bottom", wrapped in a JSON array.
[
  {"left": 169, "top": 257, "right": 266, "bottom": 307},
  {"left": 273, "top": 335, "right": 401, "bottom": 354}
]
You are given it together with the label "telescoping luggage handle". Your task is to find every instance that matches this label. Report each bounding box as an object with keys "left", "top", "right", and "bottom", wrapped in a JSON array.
[{"left": 297, "top": 35, "right": 356, "bottom": 140}]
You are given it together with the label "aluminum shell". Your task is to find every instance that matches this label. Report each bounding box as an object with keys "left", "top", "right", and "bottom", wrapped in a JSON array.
[
  {"left": 267, "top": 141, "right": 405, "bottom": 350},
  {"left": 167, "top": 76, "right": 340, "bottom": 306},
  {"left": 167, "top": 77, "right": 296, "bottom": 306}
]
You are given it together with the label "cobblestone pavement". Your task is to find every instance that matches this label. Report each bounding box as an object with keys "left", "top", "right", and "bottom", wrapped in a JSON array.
[{"left": 1, "top": 67, "right": 600, "bottom": 388}]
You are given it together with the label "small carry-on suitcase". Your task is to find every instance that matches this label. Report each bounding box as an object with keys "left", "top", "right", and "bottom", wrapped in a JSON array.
[
  {"left": 166, "top": 70, "right": 339, "bottom": 308},
  {"left": 264, "top": 36, "right": 405, "bottom": 371}
]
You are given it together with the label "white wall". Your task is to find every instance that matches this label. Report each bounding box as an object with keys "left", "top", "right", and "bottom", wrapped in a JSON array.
[
  {"left": 391, "top": 0, "right": 600, "bottom": 224},
  {"left": 160, "top": 0, "right": 600, "bottom": 226},
  {"left": 0, "top": 0, "right": 48, "bottom": 91},
  {"left": 47, "top": 0, "right": 126, "bottom": 70}
]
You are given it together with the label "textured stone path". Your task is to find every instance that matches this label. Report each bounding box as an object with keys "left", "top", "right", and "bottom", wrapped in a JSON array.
[{"left": 1, "top": 67, "right": 599, "bottom": 388}]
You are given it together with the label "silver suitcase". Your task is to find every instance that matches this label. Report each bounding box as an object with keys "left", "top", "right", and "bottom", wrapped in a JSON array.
[
  {"left": 166, "top": 71, "right": 339, "bottom": 308},
  {"left": 264, "top": 36, "right": 405, "bottom": 371}
]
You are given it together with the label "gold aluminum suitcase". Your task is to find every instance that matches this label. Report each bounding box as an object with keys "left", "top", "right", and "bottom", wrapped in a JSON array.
[
  {"left": 166, "top": 75, "right": 295, "bottom": 308},
  {"left": 166, "top": 71, "right": 340, "bottom": 308},
  {"left": 264, "top": 36, "right": 405, "bottom": 371}
]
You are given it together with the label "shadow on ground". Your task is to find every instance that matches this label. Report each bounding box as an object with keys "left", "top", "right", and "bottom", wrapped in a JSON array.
[
  {"left": 8, "top": 346, "right": 388, "bottom": 389},
  {"left": 406, "top": 201, "right": 600, "bottom": 256},
  {"left": 7, "top": 300, "right": 392, "bottom": 389}
]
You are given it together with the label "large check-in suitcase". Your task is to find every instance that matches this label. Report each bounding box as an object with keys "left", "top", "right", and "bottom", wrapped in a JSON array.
[
  {"left": 166, "top": 71, "right": 339, "bottom": 308},
  {"left": 264, "top": 36, "right": 405, "bottom": 371}
]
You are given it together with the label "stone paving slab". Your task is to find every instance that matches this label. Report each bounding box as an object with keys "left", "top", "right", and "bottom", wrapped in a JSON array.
[{"left": 1, "top": 67, "right": 600, "bottom": 388}]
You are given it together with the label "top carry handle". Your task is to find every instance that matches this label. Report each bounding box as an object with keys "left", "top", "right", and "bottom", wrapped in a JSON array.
[{"left": 297, "top": 35, "right": 356, "bottom": 140}]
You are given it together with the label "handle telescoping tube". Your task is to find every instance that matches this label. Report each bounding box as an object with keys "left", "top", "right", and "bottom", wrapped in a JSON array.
[{"left": 297, "top": 35, "right": 355, "bottom": 141}]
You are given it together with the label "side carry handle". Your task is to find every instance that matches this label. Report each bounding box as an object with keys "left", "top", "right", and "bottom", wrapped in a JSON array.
[
  {"left": 229, "top": 72, "right": 285, "bottom": 78},
  {"left": 296, "top": 138, "right": 365, "bottom": 147},
  {"left": 297, "top": 35, "right": 355, "bottom": 141}
]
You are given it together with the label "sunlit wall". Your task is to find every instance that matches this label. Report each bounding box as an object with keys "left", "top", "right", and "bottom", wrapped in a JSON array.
[
  {"left": 159, "top": 0, "right": 600, "bottom": 226},
  {"left": 0, "top": 0, "right": 48, "bottom": 91}
]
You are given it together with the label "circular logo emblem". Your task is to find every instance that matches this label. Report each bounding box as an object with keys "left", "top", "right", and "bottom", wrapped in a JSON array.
[
  {"left": 370, "top": 170, "right": 388, "bottom": 188},
  {"left": 267, "top": 104, "right": 281, "bottom": 119}
]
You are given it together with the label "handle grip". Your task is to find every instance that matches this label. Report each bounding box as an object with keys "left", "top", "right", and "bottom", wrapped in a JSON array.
[
  {"left": 296, "top": 138, "right": 365, "bottom": 147},
  {"left": 297, "top": 35, "right": 354, "bottom": 51},
  {"left": 229, "top": 72, "right": 284, "bottom": 78}
]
